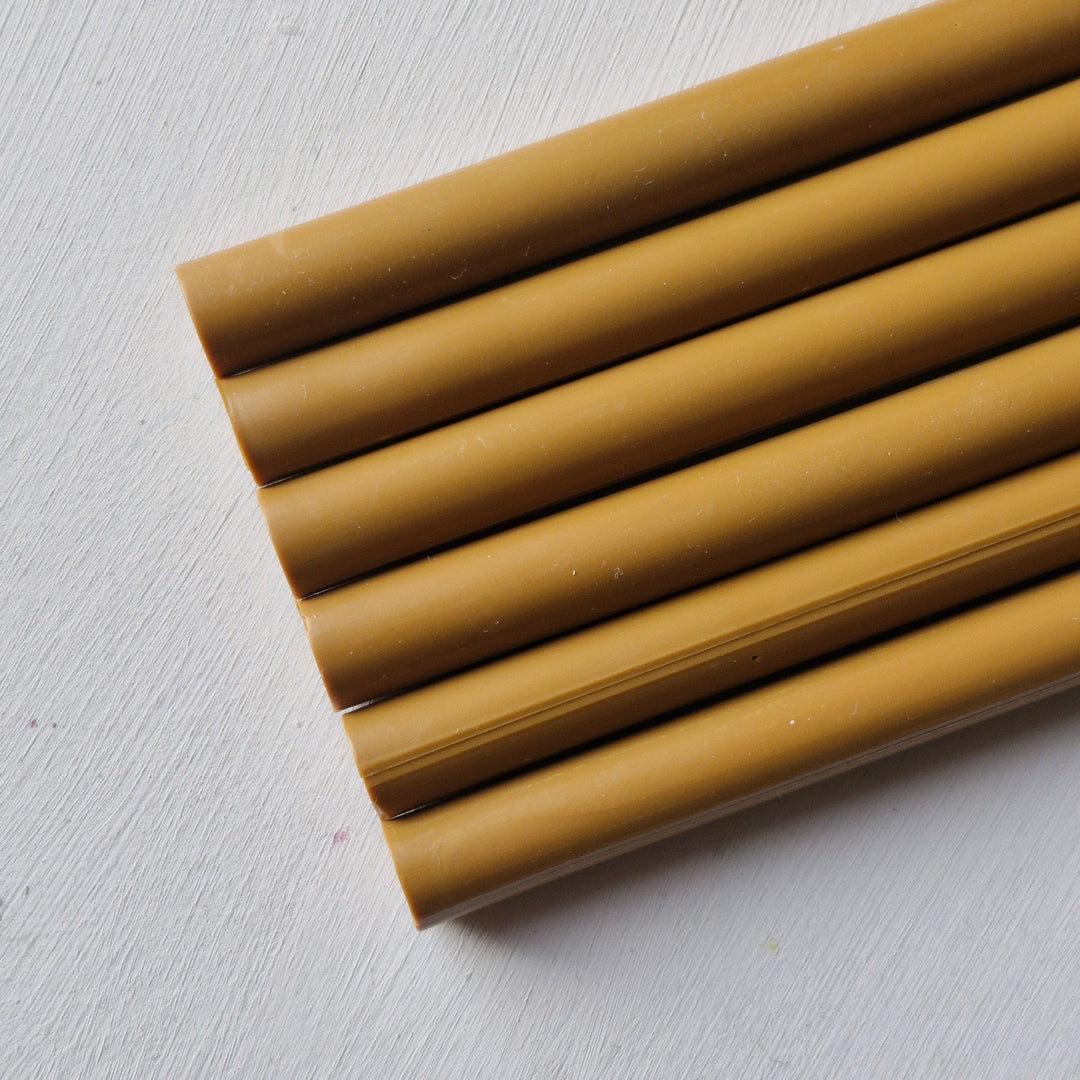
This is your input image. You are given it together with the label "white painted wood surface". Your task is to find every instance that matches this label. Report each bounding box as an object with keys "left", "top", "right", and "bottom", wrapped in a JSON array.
[{"left": 3, "top": 1, "right": 1080, "bottom": 1076}]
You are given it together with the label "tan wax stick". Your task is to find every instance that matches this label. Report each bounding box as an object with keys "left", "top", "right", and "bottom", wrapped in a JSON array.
[
  {"left": 263, "top": 199, "right": 1080, "bottom": 596},
  {"left": 300, "top": 325, "right": 1080, "bottom": 709},
  {"left": 177, "top": 0, "right": 1080, "bottom": 378},
  {"left": 382, "top": 566, "right": 1080, "bottom": 928},
  {"left": 223, "top": 75, "right": 1080, "bottom": 484},
  {"left": 350, "top": 452, "right": 1080, "bottom": 819}
]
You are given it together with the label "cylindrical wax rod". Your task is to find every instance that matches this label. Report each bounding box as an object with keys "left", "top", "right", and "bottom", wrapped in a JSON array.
[
  {"left": 351, "top": 452, "right": 1080, "bottom": 818},
  {"left": 300, "top": 326, "right": 1080, "bottom": 708},
  {"left": 264, "top": 199, "right": 1080, "bottom": 596},
  {"left": 177, "top": 0, "right": 1080, "bottom": 378},
  {"left": 383, "top": 566, "right": 1080, "bottom": 927},
  {"left": 224, "top": 76, "right": 1080, "bottom": 484}
]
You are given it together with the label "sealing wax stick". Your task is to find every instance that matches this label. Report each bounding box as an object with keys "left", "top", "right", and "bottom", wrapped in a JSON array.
[
  {"left": 300, "top": 325, "right": 1080, "bottom": 708},
  {"left": 177, "top": 0, "right": 1080, "bottom": 378},
  {"left": 223, "top": 75, "right": 1080, "bottom": 484},
  {"left": 263, "top": 198, "right": 1080, "bottom": 596},
  {"left": 351, "top": 451, "right": 1080, "bottom": 818},
  {"left": 382, "top": 566, "right": 1080, "bottom": 927}
]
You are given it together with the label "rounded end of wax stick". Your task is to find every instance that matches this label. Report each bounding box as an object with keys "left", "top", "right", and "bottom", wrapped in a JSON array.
[
  {"left": 344, "top": 711, "right": 401, "bottom": 819},
  {"left": 382, "top": 809, "right": 521, "bottom": 929},
  {"left": 178, "top": 242, "right": 325, "bottom": 379},
  {"left": 340, "top": 711, "right": 396, "bottom": 820},
  {"left": 215, "top": 377, "right": 277, "bottom": 487},
  {"left": 175, "top": 258, "right": 246, "bottom": 379},
  {"left": 180, "top": 234, "right": 364, "bottom": 379},
  {"left": 380, "top": 817, "right": 435, "bottom": 930},
  {"left": 299, "top": 591, "right": 368, "bottom": 712},
  {"left": 257, "top": 459, "right": 409, "bottom": 597},
  {"left": 217, "top": 352, "right": 392, "bottom": 488},
  {"left": 257, "top": 482, "right": 320, "bottom": 597}
]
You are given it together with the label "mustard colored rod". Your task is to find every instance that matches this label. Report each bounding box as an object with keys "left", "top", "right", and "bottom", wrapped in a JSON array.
[
  {"left": 263, "top": 198, "right": 1080, "bottom": 597},
  {"left": 383, "top": 565, "right": 1080, "bottom": 928},
  {"left": 223, "top": 74, "right": 1080, "bottom": 484},
  {"left": 299, "top": 325, "right": 1080, "bottom": 709},
  {"left": 350, "top": 452, "right": 1080, "bottom": 819},
  {"left": 177, "top": 0, "right": 1080, "bottom": 378}
]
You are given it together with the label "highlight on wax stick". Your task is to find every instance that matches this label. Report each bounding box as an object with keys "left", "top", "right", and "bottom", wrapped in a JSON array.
[
  {"left": 299, "top": 324, "right": 1080, "bottom": 709},
  {"left": 261, "top": 197, "right": 1080, "bottom": 597},
  {"left": 177, "top": 0, "right": 1080, "bottom": 377},
  {"left": 383, "top": 566, "right": 1080, "bottom": 927},
  {"left": 219, "top": 74, "right": 1080, "bottom": 485},
  {"left": 349, "top": 450, "right": 1080, "bottom": 819}
]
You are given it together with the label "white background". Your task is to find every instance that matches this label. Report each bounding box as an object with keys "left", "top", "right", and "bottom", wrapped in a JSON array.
[{"left": 3, "top": 1, "right": 1080, "bottom": 1077}]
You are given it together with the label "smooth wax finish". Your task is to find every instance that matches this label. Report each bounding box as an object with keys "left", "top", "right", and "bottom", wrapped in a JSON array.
[
  {"left": 221, "top": 75, "right": 1080, "bottom": 484},
  {"left": 383, "top": 567, "right": 1080, "bottom": 927},
  {"left": 300, "top": 325, "right": 1080, "bottom": 709},
  {"left": 177, "top": 0, "right": 1080, "bottom": 377},
  {"left": 349, "top": 451, "right": 1080, "bottom": 818},
  {"left": 262, "top": 198, "right": 1080, "bottom": 596}
]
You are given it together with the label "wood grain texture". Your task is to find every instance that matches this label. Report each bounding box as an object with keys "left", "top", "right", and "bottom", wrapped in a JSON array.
[{"left": 1, "top": 1, "right": 1078, "bottom": 1077}]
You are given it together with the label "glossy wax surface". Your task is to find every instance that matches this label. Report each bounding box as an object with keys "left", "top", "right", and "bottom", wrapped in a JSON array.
[
  {"left": 302, "top": 325, "right": 1080, "bottom": 708},
  {"left": 350, "top": 452, "right": 1080, "bottom": 818},
  {"left": 384, "top": 567, "right": 1080, "bottom": 927},
  {"left": 263, "top": 197, "right": 1080, "bottom": 596},
  {"left": 178, "top": 0, "right": 1080, "bottom": 377},
  {"left": 225, "top": 74, "right": 1080, "bottom": 484}
]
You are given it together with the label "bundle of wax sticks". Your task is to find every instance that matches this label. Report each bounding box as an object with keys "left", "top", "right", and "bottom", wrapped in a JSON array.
[{"left": 177, "top": 0, "right": 1080, "bottom": 927}]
